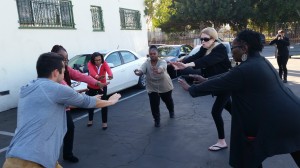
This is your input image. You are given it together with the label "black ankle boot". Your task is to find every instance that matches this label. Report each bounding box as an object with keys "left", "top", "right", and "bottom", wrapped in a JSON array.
[
  {"left": 154, "top": 120, "right": 160, "bottom": 127},
  {"left": 63, "top": 155, "right": 79, "bottom": 163},
  {"left": 169, "top": 112, "right": 175, "bottom": 118}
]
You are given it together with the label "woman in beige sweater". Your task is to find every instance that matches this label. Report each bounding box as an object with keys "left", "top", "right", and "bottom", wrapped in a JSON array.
[{"left": 134, "top": 45, "right": 174, "bottom": 127}]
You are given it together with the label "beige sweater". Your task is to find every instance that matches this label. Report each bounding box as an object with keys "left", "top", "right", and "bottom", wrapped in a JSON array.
[{"left": 140, "top": 58, "right": 173, "bottom": 93}]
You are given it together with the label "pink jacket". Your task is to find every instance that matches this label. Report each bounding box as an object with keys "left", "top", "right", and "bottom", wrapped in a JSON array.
[
  {"left": 61, "top": 66, "right": 98, "bottom": 86},
  {"left": 87, "top": 61, "right": 113, "bottom": 89}
]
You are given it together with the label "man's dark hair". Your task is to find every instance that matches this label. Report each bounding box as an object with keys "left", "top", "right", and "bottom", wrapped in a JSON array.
[
  {"left": 91, "top": 52, "right": 104, "bottom": 65},
  {"left": 236, "top": 29, "right": 264, "bottom": 55},
  {"left": 36, "top": 52, "right": 64, "bottom": 78}
]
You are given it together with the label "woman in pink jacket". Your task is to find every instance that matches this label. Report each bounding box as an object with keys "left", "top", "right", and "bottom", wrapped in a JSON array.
[
  {"left": 86, "top": 52, "right": 113, "bottom": 130},
  {"left": 51, "top": 45, "right": 106, "bottom": 163}
]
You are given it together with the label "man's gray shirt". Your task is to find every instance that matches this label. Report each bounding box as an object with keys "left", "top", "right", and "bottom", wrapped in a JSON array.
[{"left": 6, "top": 78, "right": 97, "bottom": 168}]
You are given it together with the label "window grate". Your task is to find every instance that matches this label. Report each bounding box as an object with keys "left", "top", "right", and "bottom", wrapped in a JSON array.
[
  {"left": 16, "top": 0, "right": 75, "bottom": 28},
  {"left": 90, "top": 6, "right": 104, "bottom": 31},
  {"left": 119, "top": 8, "right": 141, "bottom": 30}
]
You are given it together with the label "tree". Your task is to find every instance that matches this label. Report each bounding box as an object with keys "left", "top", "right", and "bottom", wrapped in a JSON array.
[
  {"left": 144, "top": 0, "right": 176, "bottom": 30},
  {"left": 144, "top": 0, "right": 300, "bottom": 33}
]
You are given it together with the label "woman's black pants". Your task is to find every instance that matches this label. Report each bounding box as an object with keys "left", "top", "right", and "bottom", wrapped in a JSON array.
[
  {"left": 276, "top": 55, "right": 289, "bottom": 80},
  {"left": 86, "top": 86, "right": 108, "bottom": 123},
  {"left": 211, "top": 94, "right": 232, "bottom": 139},
  {"left": 63, "top": 110, "right": 75, "bottom": 157},
  {"left": 148, "top": 90, "right": 174, "bottom": 121}
]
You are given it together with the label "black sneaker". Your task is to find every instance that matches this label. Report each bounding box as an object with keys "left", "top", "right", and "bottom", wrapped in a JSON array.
[
  {"left": 283, "top": 80, "right": 287, "bottom": 83},
  {"left": 169, "top": 112, "right": 175, "bottom": 118},
  {"left": 154, "top": 121, "right": 160, "bottom": 127},
  {"left": 63, "top": 155, "right": 79, "bottom": 163}
]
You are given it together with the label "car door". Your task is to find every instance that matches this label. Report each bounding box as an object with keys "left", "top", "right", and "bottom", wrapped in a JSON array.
[
  {"left": 119, "top": 51, "right": 141, "bottom": 87},
  {"left": 104, "top": 51, "right": 124, "bottom": 94}
]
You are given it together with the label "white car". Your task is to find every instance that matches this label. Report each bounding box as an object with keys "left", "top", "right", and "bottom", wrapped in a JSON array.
[{"left": 68, "top": 49, "right": 147, "bottom": 95}]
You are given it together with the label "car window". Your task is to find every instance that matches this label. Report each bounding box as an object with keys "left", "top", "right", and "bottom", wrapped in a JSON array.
[
  {"left": 84, "top": 55, "right": 92, "bottom": 65},
  {"left": 105, "top": 52, "right": 122, "bottom": 67},
  {"left": 180, "top": 47, "right": 185, "bottom": 52},
  {"left": 120, "top": 51, "right": 136, "bottom": 63},
  {"left": 69, "top": 55, "right": 86, "bottom": 67},
  {"left": 158, "top": 46, "right": 179, "bottom": 57},
  {"left": 184, "top": 45, "right": 193, "bottom": 53}
]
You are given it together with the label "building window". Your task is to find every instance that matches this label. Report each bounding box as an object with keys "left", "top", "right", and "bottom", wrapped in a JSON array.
[
  {"left": 90, "top": 6, "right": 104, "bottom": 31},
  {"left": 119, "top": 8, "right": 141, "bottom": 30},
  {"left": 16, "top": 0, "right": 75, "bottom": 28}
]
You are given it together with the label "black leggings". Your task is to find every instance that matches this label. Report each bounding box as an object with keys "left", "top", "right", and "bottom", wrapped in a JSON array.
[
  {"left": 276, "top": 56, "right": 289, "bottom": 80},
  {"left": 211, "top": 94, "right": 232, "bottom": 139},
  {"left": 63, "top": 110, "right": 75, "bottom": 157},
  {"left": 148, "top": 90, "right": 174, "bottom": 121},
  {"left": 86, "top": 87, "right": 108, "bottom": 123}
]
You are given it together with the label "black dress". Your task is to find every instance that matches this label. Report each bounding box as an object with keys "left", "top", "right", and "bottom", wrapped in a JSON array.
[{"left": 188, "top": 52, "right": 300, "bottom": 167}]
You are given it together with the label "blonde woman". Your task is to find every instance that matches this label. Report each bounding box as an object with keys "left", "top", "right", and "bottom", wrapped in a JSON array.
[{"left": 172, "top": 27, "right": 232, "bottom": 151}]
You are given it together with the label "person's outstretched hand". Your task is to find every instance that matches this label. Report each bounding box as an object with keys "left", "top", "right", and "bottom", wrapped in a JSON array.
[
  {"left": 170, "top": 62, "right": 187, "bottom": 70},
  {"left": 94, "top": 94, "right": 103, "bottom": 99},
  {"left": 178, "top": 78, "right": 191, "bottom": 91},
  {"left": 189, "top": 74, "right": 207, "bottom": 84},
  {"left": 96, "top": 81, "right": 110, "bottom": 89},
  {"left": 108, "top": 93, "right": 121, "bottom": 104},
  {"left": 134, "top": 69, "right": 143, "bottom": 76}
]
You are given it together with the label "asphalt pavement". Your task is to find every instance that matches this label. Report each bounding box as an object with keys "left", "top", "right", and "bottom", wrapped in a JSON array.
[{"left": 1, "top": 57, "right": 300, "bottom": 168}]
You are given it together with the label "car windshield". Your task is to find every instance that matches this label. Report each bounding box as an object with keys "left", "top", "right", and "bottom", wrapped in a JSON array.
[{"left": 158, "top": 46, "right": 179, "bottom": 57}]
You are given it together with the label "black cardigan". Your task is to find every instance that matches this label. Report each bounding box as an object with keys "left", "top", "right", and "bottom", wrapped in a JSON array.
[
  {"left": 269, "top": 36, "right": 290, "bottom": 58},
  {"left": 183, "top": 43, "right": 231, "bottom": 78},
  {"left": 189, "top": 53, "right": 300, "bottom": 167}
]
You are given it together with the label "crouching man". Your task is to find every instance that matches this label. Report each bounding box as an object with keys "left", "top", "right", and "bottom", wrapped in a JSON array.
[{"left": 2, "top": 52, "right": 121, "bottom": 168}]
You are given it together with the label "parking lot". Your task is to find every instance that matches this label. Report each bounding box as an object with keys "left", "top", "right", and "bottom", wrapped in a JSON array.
[{"left": 1, "top": 57, "right": 300, "bottom": 167}]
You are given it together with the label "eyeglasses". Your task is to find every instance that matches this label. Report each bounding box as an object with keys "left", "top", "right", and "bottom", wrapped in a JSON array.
[
  {"left": 231, "top": 45, "right": 243, "bottom": 50},
  {"left": 200, "top": 38, "right": 212, "bottom": 42},
  {"left": 94, "top": 59, "right": 102, "bottom": 62},
  {"left": 63, "top": 59, "right": 69, "bottom": 63}
]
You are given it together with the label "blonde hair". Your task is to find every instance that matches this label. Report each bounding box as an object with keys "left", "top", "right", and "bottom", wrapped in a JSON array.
[{"left": 201, "top": 27, "right": 218, "bottom": 40}]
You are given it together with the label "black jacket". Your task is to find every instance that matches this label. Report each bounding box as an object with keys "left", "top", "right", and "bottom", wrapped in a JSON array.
[
  {"left": 183, "top": 43, "right": 231, "bottom": 78},
  {"left": 189, "top": 53, "right": 300, "bottom": 167},
  {"left": 269, "top": 36, "right": 290, "bottom": 58}
]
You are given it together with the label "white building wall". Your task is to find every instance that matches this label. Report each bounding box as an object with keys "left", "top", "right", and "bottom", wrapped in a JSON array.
[{"left": 0, "top": 0, "right": 148, "bottom": 112}]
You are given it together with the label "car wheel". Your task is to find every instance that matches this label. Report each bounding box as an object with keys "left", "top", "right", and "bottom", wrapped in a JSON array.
[{"left": 137, "top": 74, "right": 146, "bottom": 88}]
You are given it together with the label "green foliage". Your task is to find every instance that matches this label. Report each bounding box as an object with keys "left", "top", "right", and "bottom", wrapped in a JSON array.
[{"left": 144, "top": 0, "right": 300, "bottom": 33}]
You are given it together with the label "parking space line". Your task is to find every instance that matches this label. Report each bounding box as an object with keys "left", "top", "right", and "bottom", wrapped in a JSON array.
[
  {"left": 0, "top": 147, "right": 8, "bottom": 153},
  {"left": 0, "top": 131, "right": 14, "bottom": 136},
  {"left": 73, "top": 89, "right": 147, "bottom": 122},
  {"left": 0, "top": 131, "right": 14, "bottom": 154}
]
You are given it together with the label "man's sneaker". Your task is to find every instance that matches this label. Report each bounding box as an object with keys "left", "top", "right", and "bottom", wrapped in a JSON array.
[{"left": 63, "top": 155, "right": 79, "bottom": 163}]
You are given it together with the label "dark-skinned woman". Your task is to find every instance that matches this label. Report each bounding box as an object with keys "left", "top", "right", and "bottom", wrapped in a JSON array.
[
  {"left": 178, "top": 29, "right": 300, "bottom": 168},
  {"left": 86, "top": 52, "right": 113, "bottom": 130},
  {"left": 51, "top": 45, "right": 107, "bottom": 163},
  {"left": 134, "top": 45, "right": 174, "bottom": 127}
]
